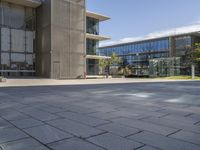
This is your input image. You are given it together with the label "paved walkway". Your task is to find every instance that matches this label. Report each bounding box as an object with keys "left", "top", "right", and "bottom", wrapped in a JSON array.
[
  {"left": 0, "top": 81, "right": 200, "bottom": 150},
  {"left": 0, "top": 78, "right": 196, "bottom": 87}
]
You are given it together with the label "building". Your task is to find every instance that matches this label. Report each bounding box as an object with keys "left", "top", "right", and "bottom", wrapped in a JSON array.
[
  {"left": 0, "top": 0, "right": 110, "bottom": 79},
  {"left": 86, "top": 11, "right": 110, "bottom": 76},
  {"left": 99, "top": 30, "right": 200, "bottom": 77}
]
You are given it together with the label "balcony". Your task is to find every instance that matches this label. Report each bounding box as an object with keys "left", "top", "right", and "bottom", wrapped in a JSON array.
[
  {"left": 86, "top": 11, "right": 110, "bottom": 22},
  {"left": 4, "top": 0, "right": 42, "bottom": 8}
]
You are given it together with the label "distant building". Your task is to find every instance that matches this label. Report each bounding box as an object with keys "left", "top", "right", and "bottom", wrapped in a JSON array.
[
  {"left": 0, "top": 0, "right": 110, "bottom": 79},
  {"left": 99, "top": 30, "right": 200, "bottom": 77}
]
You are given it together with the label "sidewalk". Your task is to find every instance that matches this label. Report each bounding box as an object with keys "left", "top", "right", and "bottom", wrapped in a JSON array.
[{"left": 0, "top": 78, "right": 197, "bottom": 87}]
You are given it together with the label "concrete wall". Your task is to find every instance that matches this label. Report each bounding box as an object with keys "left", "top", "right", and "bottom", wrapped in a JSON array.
[
  {"left": 51, "top": 0, "right": 86, "bottom": 79},
  {"left": 36, "top": 0, "right": 51, "bottom": 78},
  {"left": 36, "top": 0, "right": 86, "bottom": 79}
]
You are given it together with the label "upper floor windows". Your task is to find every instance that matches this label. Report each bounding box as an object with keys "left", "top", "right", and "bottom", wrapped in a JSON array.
[
  {"left": 99, "top": 38, "right": 170, "bottom": 56},
  {"left": 175, "top": 36, "right": 191, "bottom": 49},
  {"left": 86, "top": 17, "right": 99, "bottom": 35}
]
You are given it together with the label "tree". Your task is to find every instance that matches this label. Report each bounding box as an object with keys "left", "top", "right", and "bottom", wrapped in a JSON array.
[
  {"left": 99, "top": 53, "right": 121, "bottom": 75},
  {"left": 185, "top": 43, "right": 200, "bottom": 78},
  {"left": 194, "top": 43, "right": 200, "bottom": 62},
  {"left": 99, "top": 58, "right": 107, "bottom": 75},
  {"left": 194, "top": 43, "right": 200, "bottom": 76},
  {"left": 118, "top": 57, "right": 132, "bottom": 76},
  {"left": 118, "top": 65, "right": 132, "bottom": 76}
]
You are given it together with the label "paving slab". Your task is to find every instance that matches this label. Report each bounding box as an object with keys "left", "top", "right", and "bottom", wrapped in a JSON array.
[
  {"left": 64, "top": 105, "right": 97, "bottom": 114},
  {"left": 158, "top": 107, "right": 197, "bottom": 116},
  {"left": 0, "top": 111, "right": 30, "bottom": 121},
  {"left": 24, "top": 125, "right": 72, "bottom": 144},
  {"left": 0, "top": 81, "right": 200, "bottom": 148},
  {"left": 49, "top": 138, "right": 104, "bottom": 150},
  {"left": 128, "top": 131, "right": 200, "bottom": 150},
  {"left": 112, "top": 118, "right": 178, "bottom": 136},
  {"left": 97, "top": 123, "right": 141, "bottom": 137},
  {"left": 161, "top": 114, "right": 200, "bottom": 124},
  {"left": 137, "top": 145, "right": 160, "bottom": 150},
  {"left": 19, "top": 108, "right": 60, "bottom": 121},
  {"left": 47, "top": 118, "right": 105, "bottom": 138},
  {"left": 142, "top": 116, "right": 200, "bottom": 134},
  {"left": 35, "top": 105, "right": 66, "bottom": 113},
  {"left": 87, "top": 133, "right": 143, "bottom": 150},
  {"left": 56, "top": 111, "right": 110, "bottom": 127},
  {"left": 0, "top": 138, "right": 50, "bottom": 150},
  {"left": 87, "top": 111, "right": 121, "bottom": 120},
  {"left": 169, "top": 130, "right": 200, "bottom": 145},
  {"left": 187, "top": 114, "right": 200, "bottom": 123},
  {"left": 0, "top": 118, "right": 13, "bottom": 129},
  {"left": 11, "top": 118, "right": 44, "bottom": 129},
  {"left": 0, "top": 127, "right": 29, "bottom": 144}
]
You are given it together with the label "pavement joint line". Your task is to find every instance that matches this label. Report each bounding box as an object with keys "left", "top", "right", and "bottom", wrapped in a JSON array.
[
  {"left": 184, "top": 113, "right": 194, "bottom": 117},
  {"left": 93, "top": 121, "right": 113, "bottom": 128},
  {"left": 0, "top": 137, "right": 31, "bottom": 145},
  {"left": 138, "top": 116, "right": 152, "bottom": 120},
  {"left": 155, "top": 108, "right": 166, "bottom": 112},
  {"left": 126, "top": 134, "right": 162, "bottom": 150},
  {"left": 45, "top": 120, "right": 104, "bottom": 140},
  {"left": 158, "top": 113, "right": 170, "bottom": 118},
  {"left": 45, "top": 137, "right": 73, "bottom": 145},
  {"left": 51, "top": 136, "right": 108, "bottom": 150},
  {"left": 84, "top": 139, "right": 108, "bottom": 150},
  {"left": 51, "top": 114, "right": 107, "bottom": 128},
  {"left": 135, "top": 144, "right": 162, "bottom": 150},
  {"left": 84, "top": 131, "right": 108, "bottom": 140},
  {"left": 194, "top": 120, "right": 200, "bottom": 125},
  {"left": 166, "top": 129, "right": 182, "bottom": 137},
  {"left": 134, "top": 144, "right": 149, "bottom": 150},
  {"left": 124, "top": 130, "right": 144, "bottom": 138},
  {"left": 1, "top": 117, "right": 52, "bottom": 150},
  {"left": 167, "top": 133, "right": 200, "bottom": 146}
]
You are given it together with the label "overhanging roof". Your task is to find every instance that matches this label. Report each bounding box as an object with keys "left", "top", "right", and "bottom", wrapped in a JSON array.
[
  {"left": 4, "top": 0, "right": 42, "bottom": 8},
  {"left": 86, "top": 11, "right": 110, "bottom": 21},
  {"left": 86, "top": 55, "right": 111, "bottom": 59},
  {"left": 86, "top": 33, "right": 110, "bottom": 41},
  {"left": 100, "top": 31, "right": 200, "bottom": 48}
]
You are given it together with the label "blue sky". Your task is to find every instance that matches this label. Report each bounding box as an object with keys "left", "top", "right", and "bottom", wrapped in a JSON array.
[{"left": 87, "top": 0, "right": 200, "bottom": 46}]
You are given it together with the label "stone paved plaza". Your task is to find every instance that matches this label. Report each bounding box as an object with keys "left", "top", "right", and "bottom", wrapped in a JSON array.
[{"left": 0, "top": 81, "right": 200, "bottom": 150}]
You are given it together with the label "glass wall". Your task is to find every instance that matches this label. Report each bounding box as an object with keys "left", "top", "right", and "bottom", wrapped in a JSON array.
[
  {"left": 149, "top": 57, "right": 181, "bottom": 77},
  {"left": 86, "top": 59, "right": 99, "bottom": 75},
  {"left": 99, "top": 38, "right": 169, "bottom": 57},
  {"left": 86, "top": 39, "right": 98, "bottom": 55},
  {"left": 99, "top": 38, "right": 170, "bottom": 76},
  {"left": 99, "top": 35, "right": 200, "bottom": 76},
  {"left": 0, "top": 1, "right": 36, "bottom": 76},
  {"left": 86, "top": 17, "right": 99, "bottom": 35},
  {"left": 175, "top": 36, "right": 192, "bottom": 57}
]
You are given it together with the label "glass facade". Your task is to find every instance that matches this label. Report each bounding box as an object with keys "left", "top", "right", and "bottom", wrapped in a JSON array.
[
  {"left": 100, "top": 38, "right": 169, "bottom": 56},
  {"left": 86, "top": 39, "right": 99, "bottom": 55},
  {"left": 86, "top": 16, "right": 100, "bottom": 75},
  {"left": 175, "top": 36, "right": 192, "bottom": 57},
  {"left": 99, "top": 38, "right": 170, "bottom": 76},
  {"left": 86, "top": 17, "right": 99, "bottom": 35},
  {"left": 149, "top": 57, "right": 181, "bottom": 77},
  {"left": 99, "top": 35, "right": 200, "bottom": 76},
  {"left": 86, "top": 59, "right": 99, "bottom": 75},
  {"left": 0, "top": 1, "right": 36, "bottom": 77}
]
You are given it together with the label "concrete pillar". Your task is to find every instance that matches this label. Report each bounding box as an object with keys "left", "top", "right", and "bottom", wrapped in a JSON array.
[{"left": 192, "top": 64, "right": 195, "bottom": 79}]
